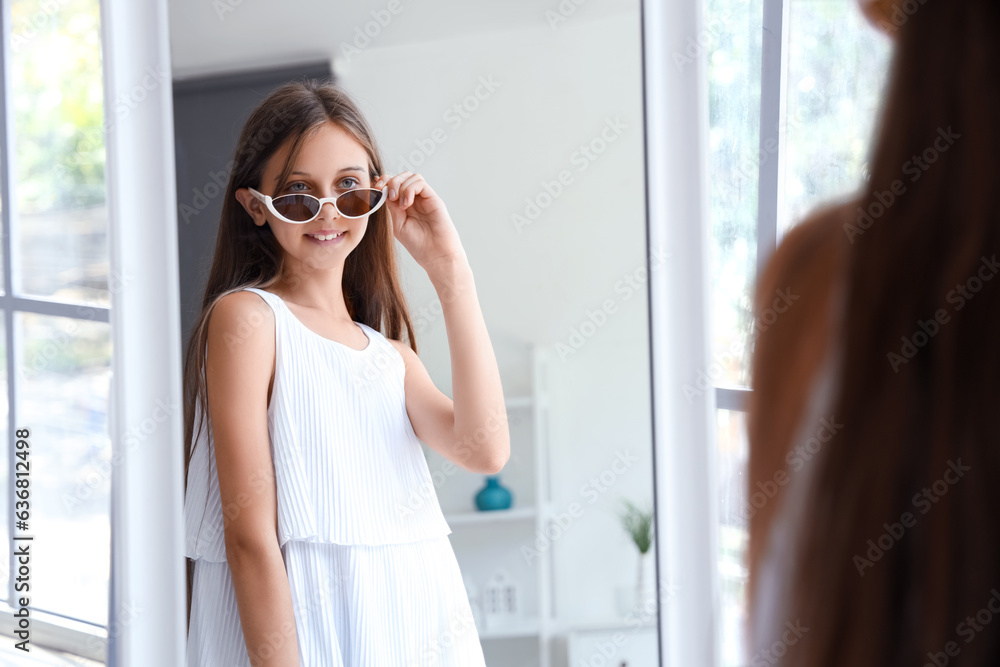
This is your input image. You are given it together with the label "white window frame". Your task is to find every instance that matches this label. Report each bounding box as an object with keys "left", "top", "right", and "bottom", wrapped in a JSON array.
[
  {"left": 715, "top": 0, "right": 788, "bottom": 412},
  {"left": 0, "top": 0, "right": 109, "bottom": 659},
  {"left": 642, "top": 0, "right": 720, "bottom": 665},
  {"left": 0, "top": 0, "right": 184, "bottom": 663},
  {"left": 644, "top": 0, "right": 789, "bottom": 664},
  {"left": 101, "top": 0, "right": 186, "bottom": 664}
]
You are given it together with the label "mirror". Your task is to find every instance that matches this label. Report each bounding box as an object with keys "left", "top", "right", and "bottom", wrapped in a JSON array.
[{"left": 170, "top": 1, "right": 659, "bottom": 665}]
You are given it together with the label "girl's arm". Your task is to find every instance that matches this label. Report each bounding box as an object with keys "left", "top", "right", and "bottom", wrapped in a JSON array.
[
  {"left": 206, "top": 291, "right": 299, "bottom": 666},
  {"left": 378, "top": 171, "right": 510, "bottom": 474},
  {"left": 429, "top": 256, "right": 510, "bottom": 473},
  {"left": 390, "top": 256, "right": 511, "bottom": 475}
]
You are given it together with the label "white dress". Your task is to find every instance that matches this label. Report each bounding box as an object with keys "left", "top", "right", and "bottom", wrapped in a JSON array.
[{"left": 185, "top": 286, "right": 487, "bottom": 667}]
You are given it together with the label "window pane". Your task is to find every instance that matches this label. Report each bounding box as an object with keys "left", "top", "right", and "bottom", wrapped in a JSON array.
[
  {"left": 717, "top": 408, "right": 749, "bottom": 667},
  {"left": 10, "top": 0, "right": 109, "bottom": 307},
  {"left": 707, "top": 0, "right": 764, "bottom": 389},
  {"left": 16, "top": 312, "right": 111, "bottom": 626},
  {"left": 779, "top": 0, "right": 892, "bottom": 235}
]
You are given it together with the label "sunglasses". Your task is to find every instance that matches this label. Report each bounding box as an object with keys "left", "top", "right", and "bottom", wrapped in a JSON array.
[{"left": 248, "top": 185, "right": 388, "bottom": 224}]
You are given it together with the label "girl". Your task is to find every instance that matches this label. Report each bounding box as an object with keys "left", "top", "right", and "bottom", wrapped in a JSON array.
[
  {"left": 748, "top": 0, "right": 1000, "bottom": 665},
  {"left": 182, "top": 79, "right": 508, "bottom": 666}
]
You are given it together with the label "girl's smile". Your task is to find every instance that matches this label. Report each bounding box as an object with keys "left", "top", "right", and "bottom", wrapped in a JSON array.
[{"left": 305, "top": 230, "right": 347, "bottom": 245}]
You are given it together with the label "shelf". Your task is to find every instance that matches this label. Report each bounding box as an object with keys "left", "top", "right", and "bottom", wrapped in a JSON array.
[
  {"left": 477, "top": 616, "right": 541, "bottom": 639},
  {"left": 475, "top": 614, "right": 657, "bottom": 640},
  {"left": 556, "top": 615, "right": 658, "bottom": 633},
  {"left": 445, "top": 506, "right": 537, "bottom": 526},
  {"left": 444, "top": 346, "right": 553, "bottom": 664}
]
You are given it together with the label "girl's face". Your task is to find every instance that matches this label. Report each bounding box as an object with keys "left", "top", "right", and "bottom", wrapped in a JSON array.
[{"left": 239, "top": 121, "right": 376, "bottom": 271}]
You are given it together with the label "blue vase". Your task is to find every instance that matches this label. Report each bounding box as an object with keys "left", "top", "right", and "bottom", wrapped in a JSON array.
[{"left": 475, "top": 475, "right": 513, "bottom": 511}]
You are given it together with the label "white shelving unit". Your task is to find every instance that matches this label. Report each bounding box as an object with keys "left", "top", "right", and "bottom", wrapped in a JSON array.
[{"left": 442, "top": 343, "right": 555, "bottom": 667}]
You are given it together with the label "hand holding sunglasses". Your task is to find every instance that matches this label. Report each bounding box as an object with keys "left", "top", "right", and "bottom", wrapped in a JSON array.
[
  {"left": 248, "top": 185, "right": 388, "bottom": 224},
  {"left": 374, "top": 171, "right": 468, "bottom": 274}
]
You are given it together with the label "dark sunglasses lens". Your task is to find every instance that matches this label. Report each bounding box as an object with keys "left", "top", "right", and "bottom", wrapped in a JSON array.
[
  {"left": 272, "top": 195, "right": 319, "bottom": 221},
  {"left": 337, "top": 189, "right": 383, "bottom": 217}
]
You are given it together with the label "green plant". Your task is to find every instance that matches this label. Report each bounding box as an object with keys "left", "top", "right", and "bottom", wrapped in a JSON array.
[
  {"left": 617, "top": 497, "right": 653, "bottom": 554},
  {"left": 617, "top": 497, "right": 655, "bottom": 601}
]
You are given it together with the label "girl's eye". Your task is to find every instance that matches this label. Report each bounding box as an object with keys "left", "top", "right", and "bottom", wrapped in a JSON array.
[
  {"left": 339, "top": 177, "right": 359, "bottom": 190},
  {"left": 287, "top": 182, "right": 309, "bottom": 193}
]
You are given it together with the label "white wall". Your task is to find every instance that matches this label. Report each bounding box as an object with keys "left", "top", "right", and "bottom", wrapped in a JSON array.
[
  {"left": 168, "top": 0, "right": 635, "bottom": 80},
  {"left": 335, "top": 9, "right": 655, "bottom": 629}
]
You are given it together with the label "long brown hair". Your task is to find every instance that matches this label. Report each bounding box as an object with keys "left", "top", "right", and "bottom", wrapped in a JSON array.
[
  {"left": 749, "top": 0, "right": 1000, "bottom": 664},
  {"left": 181, "top": 79, "right": 418, "bottom": 619}
]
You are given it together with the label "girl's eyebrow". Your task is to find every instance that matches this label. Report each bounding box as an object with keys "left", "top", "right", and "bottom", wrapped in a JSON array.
[{"left": 280, "top": 166, "right": 365, "bottom": 181}]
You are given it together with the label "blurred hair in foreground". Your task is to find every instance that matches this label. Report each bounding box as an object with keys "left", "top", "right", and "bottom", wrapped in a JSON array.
[{"left": 747, "top": 0, "right": 1000, "bottom": 665}]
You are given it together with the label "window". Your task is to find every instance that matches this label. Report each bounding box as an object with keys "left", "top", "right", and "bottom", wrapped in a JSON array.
[
  {"left": 1, "top": 0, "right": 111, "bottom": 658},
  {"left": 705, "top": 0, "right": 892, "bottom": 663}
]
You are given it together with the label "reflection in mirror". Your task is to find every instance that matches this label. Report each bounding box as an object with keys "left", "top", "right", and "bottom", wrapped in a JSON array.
[{"left": 171, "top": 1, "right": 659, "bottom": 665}]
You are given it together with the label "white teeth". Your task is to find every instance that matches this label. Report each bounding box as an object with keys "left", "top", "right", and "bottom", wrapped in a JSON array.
[{"left": 308, "top": 232, "right": 343, "bottom": 241}]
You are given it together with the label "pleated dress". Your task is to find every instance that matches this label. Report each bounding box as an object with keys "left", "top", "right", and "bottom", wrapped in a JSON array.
[{"left": 185, "top": 286, "right": 487, "bottom": 667}]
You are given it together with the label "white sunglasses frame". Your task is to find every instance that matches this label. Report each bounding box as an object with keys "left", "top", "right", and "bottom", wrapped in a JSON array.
[{"left": 248, "top": 185, "right": 388, "bottom": 224}]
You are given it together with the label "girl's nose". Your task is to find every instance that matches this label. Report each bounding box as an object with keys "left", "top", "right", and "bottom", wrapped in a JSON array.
[{"left": 318, "top": 199, "right": 340, "bottom": 219}]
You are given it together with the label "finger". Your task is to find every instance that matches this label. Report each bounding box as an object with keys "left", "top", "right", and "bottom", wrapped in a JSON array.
[
  {"left": 398, "top": 173, "right": 425, "bottom": 208},
  {"left": 380, "top": 170, "right": 413, "bottom": 202},
  {"left": 373, "top": 174, "right": 393, "bottom": 197}
]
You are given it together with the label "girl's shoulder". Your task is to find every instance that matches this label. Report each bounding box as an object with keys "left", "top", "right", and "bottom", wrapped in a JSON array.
[
  {"left": 206, "top": 289, "right": 277, "bottom": 349},
  {"left": 213, "top": 286, "right": 276, "bottom": 313},
  {"left": 382, "top": 335, "right": 417, "bottom": 361}
]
